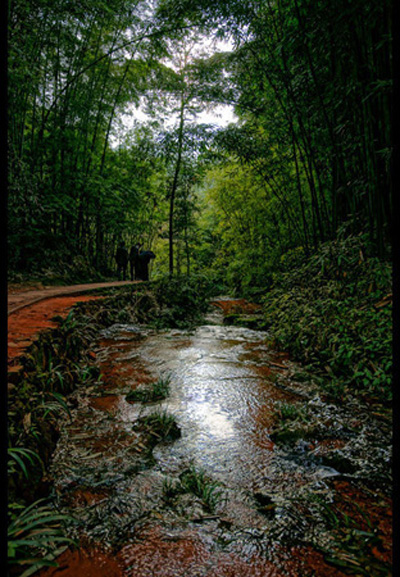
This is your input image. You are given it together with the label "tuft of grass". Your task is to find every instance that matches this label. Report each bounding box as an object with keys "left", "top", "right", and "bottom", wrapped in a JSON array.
[
  {"left": 8, "top": 448, "right": 43, "bottom": 480},
  {"left": 273, "top": 401, "right": 307, "bottom": 423},
  {"left": 270, "top": 401, "right": 315, "bottom": 445},
  {"left": 310, "top": 494, "right": 392, "bottom": 576},
  {"left": 126, "top": 375, "right": 171, "bottom": 403},
  {"left": 179, "top": 466, "right": 223, "bottom": 512},
  {"left": 162, "top": 477, "right": 184, "bottom": 505},
  {"left": 134, "top": 411, "right": 181, "bottom": 443}
]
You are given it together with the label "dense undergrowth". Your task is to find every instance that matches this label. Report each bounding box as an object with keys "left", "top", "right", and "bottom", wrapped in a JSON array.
[
  {"left": 8, "top": 276, "right": 214, "bottom": 576},
  {"left": 261, "top": 232, "right": 392, "bottom": 404},
  {"left": 8, "top": 254, "right": 111, "bottom": 287}
]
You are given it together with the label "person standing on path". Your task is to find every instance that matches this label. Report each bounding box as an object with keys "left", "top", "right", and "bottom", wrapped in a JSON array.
[
  {"left": 137, "top": 250, "right": 156, "bottom": 281},
  {"left": 115, "top": 240, "right": 129, "bottom": 280},
  {"left": 129, "top": 242, "right": 142, "bottom": 280}
]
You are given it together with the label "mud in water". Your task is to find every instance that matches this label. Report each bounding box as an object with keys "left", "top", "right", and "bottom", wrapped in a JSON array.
[{"left": 39, "top": 303, "right": 392, "bottom": 576}]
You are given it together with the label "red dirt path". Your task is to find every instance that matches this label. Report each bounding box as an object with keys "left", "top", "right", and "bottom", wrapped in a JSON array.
[
  {"left": 8, "top": 280, "right": 138, "bottom": 314},
  {"left": 8, "top": 295, "right": 105, "bottom": 365},
  {"left": 7, "top": 281, "right": 138, "bottom": 367}
]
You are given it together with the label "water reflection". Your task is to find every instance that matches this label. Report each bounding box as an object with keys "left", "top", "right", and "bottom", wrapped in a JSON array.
[
  {"left": 187, "top": 401, "right": 235, "bottom": 440},
  {"left": 133, "top": 324, "right": 292, "bottom": 489}
]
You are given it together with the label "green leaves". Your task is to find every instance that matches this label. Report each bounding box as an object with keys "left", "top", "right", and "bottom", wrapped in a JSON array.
[
  {"left": 7, "top": 448, "right": 43, "bottom": 480},
  {"left": 8, "top": 498, "right": 77, "bottom": 575},
  {"left": 262, "top": 234, "right": 392, "bottom": 403}
]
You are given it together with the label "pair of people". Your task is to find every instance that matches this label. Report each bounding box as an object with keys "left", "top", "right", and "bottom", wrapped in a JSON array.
[{"left": 115, "top": 241, "right": 155, "bottom": 281}]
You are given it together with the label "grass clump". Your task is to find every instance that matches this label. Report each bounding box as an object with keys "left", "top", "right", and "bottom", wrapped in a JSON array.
[
  {"left": 162, "top": 466, "right": 223, "bottom": 513},
  {"left": 126, "top": 375, "right": 171, "bottom": 403},
  {"left": 311, "top": 495, "right": 392, "bottom": 576},
  {"left": 270, "top": 401, "right": 315, "bottom": 445},
  {"left": 7, "top": 449, "right": 77, "bottom": 575},
  {"left": 179, "top": 466, "right": 223, "bottom": 512},
  {"left": 134, "top": 411, "right": 181, "bottom": 443},
  {"left": 8, "top": 499, "right": 77, "bottom": 576},
  {"left": 273, "top": 401, "right": 307, "bottom": 423}
]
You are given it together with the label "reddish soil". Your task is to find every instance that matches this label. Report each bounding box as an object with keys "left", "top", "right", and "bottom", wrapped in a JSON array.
[
  {"left": 63, "top": 488, "right": 110, "bottom": 508},
  {"left": 7, "top": 281, "right": 139, "bottom": 366},
  {"left": 97, "top": 338, "right": 154, "bottom": 390},
  {"left": 37, "top": 533, "right": 353, "bottom": 577},
  {"left": 8, "top": 280, "right": 138, "bottom": 314},
  {"left": 332, "top": 480, "right": 392, "bottom": 566},
  {"left": 285, "top": 546, "right": 350, "bottom": 577},
  {"left": 211, "top": 299, "right": 262, "bottom": 315},
  {"left": 38, "top": 546, "right": 124, "bottom": 577},
  {"left": 8, "top": 295, "right": 105, "bottom": 365},
  {"left": 89, "top": 395, "right": 121, "bottom": 413}
]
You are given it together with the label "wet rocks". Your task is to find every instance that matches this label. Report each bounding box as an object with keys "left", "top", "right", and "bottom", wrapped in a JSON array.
[
  {"left": 223, "top": 313, "right": 264, "bottom": 330},
  {"left": 253, "top": 492, "right": 277, "bottom": 519}
]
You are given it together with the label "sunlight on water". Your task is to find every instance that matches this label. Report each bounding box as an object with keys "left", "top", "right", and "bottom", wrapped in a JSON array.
[{"left": 187, "top": 400, "right": 236, "bottom": 440}]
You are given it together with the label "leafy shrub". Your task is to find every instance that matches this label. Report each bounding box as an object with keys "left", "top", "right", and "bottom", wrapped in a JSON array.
[
  {"left": 8, "top": 499, "right": 76, "bottom": 576},
  {"left": 152, "top": 273, "right": 216, "bottom": 328},
  {"left": 262, "top": 234, "right": 392, "bottom": 403}
]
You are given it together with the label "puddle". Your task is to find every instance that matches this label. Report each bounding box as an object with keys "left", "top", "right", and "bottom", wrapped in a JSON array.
[{"left": 39, "top": 303, "right": 392, "bottom": 576}]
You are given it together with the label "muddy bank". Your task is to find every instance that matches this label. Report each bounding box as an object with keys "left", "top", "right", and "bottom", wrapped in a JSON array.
[{"left": 37, "top": 302, "right": 391, "bottom": 576}]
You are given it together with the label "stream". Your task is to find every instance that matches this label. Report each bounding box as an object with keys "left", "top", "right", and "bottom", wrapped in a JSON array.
[{"left": 40, "top": 302, "right": 392, "bottom": 577}]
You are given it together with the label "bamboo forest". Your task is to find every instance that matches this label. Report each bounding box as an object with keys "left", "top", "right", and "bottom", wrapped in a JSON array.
[{"left": 7, "top": 1, "right": 393, "bottom": 576}]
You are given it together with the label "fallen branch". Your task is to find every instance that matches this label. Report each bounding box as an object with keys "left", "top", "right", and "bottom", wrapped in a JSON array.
[{"left": 268, "top": 361, "right": 288, "bottom": 370}]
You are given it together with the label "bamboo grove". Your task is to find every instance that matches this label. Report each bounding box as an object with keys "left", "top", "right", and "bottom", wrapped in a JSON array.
[{"left": 8, "top": 0, "right": 392, "bottom": 283}]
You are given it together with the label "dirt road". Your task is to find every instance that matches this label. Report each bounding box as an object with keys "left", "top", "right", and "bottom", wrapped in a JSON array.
[
  {"left": 8, "top": 280, "right": 139, "bottom": 315},
  {"left": 7, "top": 281, "right": 139, "bottom": 367}
]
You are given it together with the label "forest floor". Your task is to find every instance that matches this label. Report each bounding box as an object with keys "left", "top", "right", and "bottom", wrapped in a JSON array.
[{"left": 7, "top": 286, "right": 392, "bottom": 577}]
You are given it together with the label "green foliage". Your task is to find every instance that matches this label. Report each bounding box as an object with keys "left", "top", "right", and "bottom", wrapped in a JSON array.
[
  {"left": 162, "top": 476, "right": 183, "bottom": 504},
  {"left": 8, "top": 499, "right": 77, "bottom": 576},
  {"left": 262, "top": 234, "right": 392, "bottom": 402},
  {"left": 7, "top": 285, "right": 169, "bottom": 575},
  {"left": 8, "top": 0, "right": 392, "bottom": 282},
  {"left": 312, "top": 495, "right": 392, "bottom": 576},
  {"left": 8, "top": 448, "right": 43, "bottom": 481},
  {"left": 135, "top": 411, "right": 181, "bottom": 442},
  {"left": 197, "top": 163, "right": 280, "bottom": 297},
  {"left": 179, "top": 466, "right": 223, "bottom": 512},
  {"left": 162, "top": 466, "right": 223, "bottom": 513},
  {"left": 273, "top": 401, "right": 307, "bottom": 423},
  {"left": 7, "top": 287, "right": 146, "bottom": 502},
  {"left": 8, "top": 0, "right": 170, "bottom": 278},
  {"left": 152, "top": 273, "right": 217, "bottom": 328},
  {"left": 126, "top": 374, "right": 171, "bottom": 403}
]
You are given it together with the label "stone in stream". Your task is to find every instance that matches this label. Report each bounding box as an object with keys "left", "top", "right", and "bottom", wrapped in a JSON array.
[{"left": 253, "top": 492, "right": 277, "bottom": 518}]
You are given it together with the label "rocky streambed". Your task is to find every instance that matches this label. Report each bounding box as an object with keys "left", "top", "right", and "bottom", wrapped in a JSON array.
[{"left": 39, "top": 301, "right": 392, "bottom": 577}]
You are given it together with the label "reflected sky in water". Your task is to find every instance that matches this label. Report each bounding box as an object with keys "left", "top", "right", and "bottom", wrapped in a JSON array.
[{"left": 133, "top": 324, "right": 292, "bottom": 489}]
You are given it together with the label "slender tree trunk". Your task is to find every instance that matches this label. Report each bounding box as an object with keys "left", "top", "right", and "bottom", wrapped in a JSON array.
[{"left": 169, "top": 97, "right": 185, "bottom": 275}]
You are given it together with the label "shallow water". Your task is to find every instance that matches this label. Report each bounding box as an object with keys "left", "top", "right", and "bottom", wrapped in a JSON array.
[
  {"left": 42, "top": 304, "right": 392, "bottom": 576},
  {"left": 133, "top": 323, "right": 312, "bottom": 491}
]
